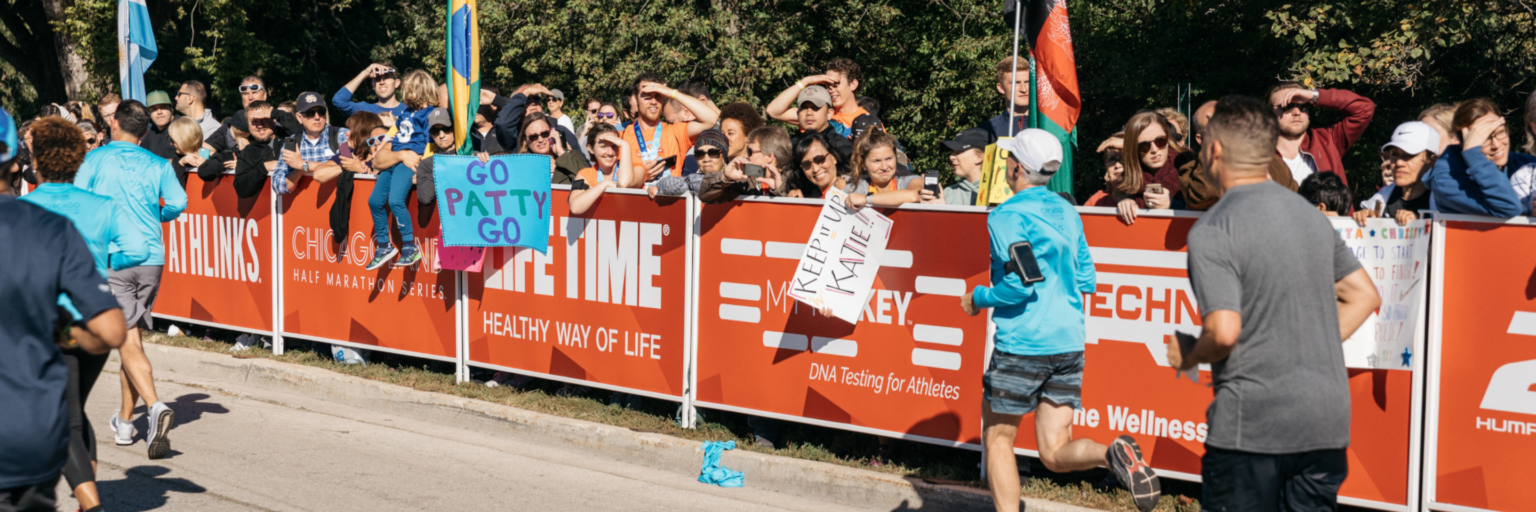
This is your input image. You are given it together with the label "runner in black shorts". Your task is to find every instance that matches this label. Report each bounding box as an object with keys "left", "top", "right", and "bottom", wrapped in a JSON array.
[{"left": 962, "top": 131, "right": 1160, "bottom": 512}]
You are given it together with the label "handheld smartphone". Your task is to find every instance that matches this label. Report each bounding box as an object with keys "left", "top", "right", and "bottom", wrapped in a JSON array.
[
  {"left": 1146, "top": 183, "right": 1165, "bottom": 195},
  {"left": 1005, "top": 241, "right": 1045, "bottom": 284},
  {"left": 282, "top": 139, "right": 298, "bottom": 153},
  {"left": 742, "top": 164, "right": 765, "bottom": 179},
  {"left": 338, "top": 142, "right": 354, "bottom": 159},
  {"left": 660, "top": 155, "right": 678, "bottom": 168},
  {"left": 924, "top": 170, "right": 942, "bottom": 196}
]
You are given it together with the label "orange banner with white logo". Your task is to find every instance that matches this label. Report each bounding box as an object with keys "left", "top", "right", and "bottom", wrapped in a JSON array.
[
  {"left": 1022, "top": 211, "right": 1412, "bottom": 508},
  {"left": 1427, "top": 218, "right": 1536, "bottom": 512},
  {"left": 466, "top": 188, "right": 689, "bottom": 398},
  {"left": 156, "top": 174, "right": 273, "bottom": 332},
  {"left": 695, "top": 200, "right": 991, "bottom": 445},
  {"left": 279, "top": 175, "right": 457, "bottom": 359}
]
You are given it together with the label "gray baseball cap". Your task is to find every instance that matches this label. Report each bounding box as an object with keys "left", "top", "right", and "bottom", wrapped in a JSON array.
[
  {"left": 549, "top": 89, "right": 565, "bottom": 100},
  {"left": 427, "top": 108, "right": 452, "bottom": 128}
]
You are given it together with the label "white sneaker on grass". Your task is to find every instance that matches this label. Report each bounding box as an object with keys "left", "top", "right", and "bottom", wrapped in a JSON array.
[
  {"left": 110, "top": 413, "right": 136, "bottom": 445},
  {"left": 233, "top": 334, "right": 258, "bottom": 351},
  {"left": 146, "top": 402, "right": 175, "bottom": 459}
]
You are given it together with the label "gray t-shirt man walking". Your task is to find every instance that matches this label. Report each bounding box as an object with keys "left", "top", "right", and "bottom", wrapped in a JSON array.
[{"left": 1167, "top": 95, "right": 1380, "bottom": 512}]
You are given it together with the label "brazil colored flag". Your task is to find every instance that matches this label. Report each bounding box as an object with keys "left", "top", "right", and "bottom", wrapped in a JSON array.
[
  {"left": 1020, "top": 0, "right": 1081, "bottom": 195},
  {"left": 446, "top": 0, "right": 480, "bottom": 155}
]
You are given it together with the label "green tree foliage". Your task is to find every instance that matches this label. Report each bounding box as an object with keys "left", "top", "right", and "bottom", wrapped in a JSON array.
[{"left": 16, "top": 0, "right": 1536, "bottom": 200}]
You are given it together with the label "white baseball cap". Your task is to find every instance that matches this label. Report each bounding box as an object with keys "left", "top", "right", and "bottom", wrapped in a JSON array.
[
  {"left": 997, "top": 128, "right": 1063, "bottom": 174},
  {"left": 1381, "top": 121, "right": 1440, "bottom": 156}
]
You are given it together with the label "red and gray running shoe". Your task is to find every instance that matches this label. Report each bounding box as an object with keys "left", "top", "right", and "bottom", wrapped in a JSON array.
[{"left": 1107, "top": 435, "right": 1160, "bottom": 512}]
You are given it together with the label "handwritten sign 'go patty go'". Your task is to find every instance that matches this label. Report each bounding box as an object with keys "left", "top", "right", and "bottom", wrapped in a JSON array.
[{"left": 434, "top": 154, "right": 553, "bottom": 252}]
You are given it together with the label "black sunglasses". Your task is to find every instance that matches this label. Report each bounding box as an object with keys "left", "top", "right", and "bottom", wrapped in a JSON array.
[
  {"left": 430, "top": 126, "right": 453, "bottom": 136},
  {"left": 239, "top": 84, "right": 264, "bottom": 93},
  {"left": 694, "top": 147, "right": 723, "bottom": 159},
  {"left": 300, "top": 109, "right": 327, "bottom": 119},
  {"left": 1137, "top": 136, "right": 1168, "bottom": 154},
  {"left": 801, "top": 154, "right": 830, "bottom": 168},
  {"left": 1102, "top": 152, "right": 1123, "bottom": 166},
  {"left": 526, "top": 130, "right": 552, "bottom": 140},
  {"left": 1274, "top": 104, "right": 1312, "bottom": 116},
  {"left": 798, "top": 102, "right": 826, "bottom": 111},
  {"left": 746, "top": 147, "right": 758, "bottom": 158}
]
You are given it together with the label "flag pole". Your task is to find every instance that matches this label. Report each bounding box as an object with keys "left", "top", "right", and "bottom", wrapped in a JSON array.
[{"left": 1008, "top": 1, "right": 1023, "bottom": 137}]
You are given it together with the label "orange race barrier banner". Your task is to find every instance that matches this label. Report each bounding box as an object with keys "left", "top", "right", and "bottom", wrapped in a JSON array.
[
  {"left": 156, "top": 173, "right": 274, "bottom": 333},
  {"left": 1425, "top": 215, "right": 1536, "bottom": 512},
  {"left": 694, "top": 199, "right": 991, "bottom": 447},
  {"left": 278, "top": 175, "right": 458, "bottom": 360},
  {"left": 1003, "top": 209, "right": 1418, "bottom": 511},
  {"left": 466, "top": 188, "right": 692, "bottom": 399}
]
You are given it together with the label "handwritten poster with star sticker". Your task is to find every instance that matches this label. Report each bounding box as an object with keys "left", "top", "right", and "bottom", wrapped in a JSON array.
[{"left": 1330, "top": 217, "right": 1431, "bottom": 370}]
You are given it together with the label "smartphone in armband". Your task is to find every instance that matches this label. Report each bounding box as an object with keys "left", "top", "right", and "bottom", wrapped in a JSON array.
[
  {"left": 924, "top": 170, "right": 942, "bottom": 197},
  {"left": 1004, "top": 241, "right": 1045, "bottom": 284}
]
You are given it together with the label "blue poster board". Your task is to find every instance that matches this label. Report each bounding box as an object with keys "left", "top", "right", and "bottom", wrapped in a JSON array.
[{"left": 432, "top": 154, "right": 552, "bottom": 252}]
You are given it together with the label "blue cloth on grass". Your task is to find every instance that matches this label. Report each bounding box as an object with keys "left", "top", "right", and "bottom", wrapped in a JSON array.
[{"left": 698, "top": 441, "right": 743, "bottom": 487}]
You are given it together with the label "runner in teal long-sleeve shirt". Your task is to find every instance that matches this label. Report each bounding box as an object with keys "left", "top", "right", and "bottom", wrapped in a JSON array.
[{"left": 73, "top": 140, "right": 186, "bottom": 267}]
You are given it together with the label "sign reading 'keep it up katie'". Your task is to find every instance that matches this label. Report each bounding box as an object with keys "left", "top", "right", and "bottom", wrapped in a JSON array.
[{"left": 433, "top": 154, "right": 553, "bottom": 252}]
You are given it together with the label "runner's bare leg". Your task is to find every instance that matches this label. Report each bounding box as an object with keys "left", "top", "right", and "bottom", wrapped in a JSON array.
[
  {"left": 982, "top": 403, "right": 1025, "bottom": 512},
  {"left": 1034, "top": 400, "right": 1108, "bottom": 472},
  {"left": 118, "top": 327, "right": 160, "bottom": 419}
]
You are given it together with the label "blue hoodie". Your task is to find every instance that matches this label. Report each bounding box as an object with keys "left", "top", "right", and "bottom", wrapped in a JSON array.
[
  {"left": 972, "top": 186, "right": 1098, "bottom": 356},
  {"left": 73, "top": 141, "right": 187, "bottom": 267},
  {"left": 1423, "top": 145, "right": 1531, "bottom": 218}
]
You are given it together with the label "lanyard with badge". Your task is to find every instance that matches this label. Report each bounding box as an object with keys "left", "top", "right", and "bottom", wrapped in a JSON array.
[{"left": 633, "top": 122, "right": 664, "bottom": 162}]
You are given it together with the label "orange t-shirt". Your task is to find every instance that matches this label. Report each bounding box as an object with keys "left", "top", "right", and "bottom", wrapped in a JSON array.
[
  {"left": 831, "top": 107, "right": 871, "bottom": 128},
  {"left": 620, "top": 121, "right": 693, "bottom": 177},
  {"left": 575, "top": 166, "right": 635, "bottom": 188}
]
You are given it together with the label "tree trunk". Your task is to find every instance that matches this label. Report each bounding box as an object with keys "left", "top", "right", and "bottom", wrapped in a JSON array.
[{"left": 40, "top": 0, "right": 88, "bottom": 100}]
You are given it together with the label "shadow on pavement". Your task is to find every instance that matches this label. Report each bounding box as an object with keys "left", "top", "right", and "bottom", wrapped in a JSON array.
[
  {"left": 130, "top": 392, "right": 230, "bottom": 434},
  {"left": 98, "top": 465, "right": 207, "bottom": 512}
]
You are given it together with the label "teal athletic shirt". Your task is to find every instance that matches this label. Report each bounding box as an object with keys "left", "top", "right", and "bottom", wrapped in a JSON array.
[
  {"left": 73, "top": 141, "right": 187, "bottom": 267},
  {"left": 22, "top": 183, "right": 149, "bottom": 319},
  {"left": 971, "top": 186, "right": 1098, "bottom": 356}
]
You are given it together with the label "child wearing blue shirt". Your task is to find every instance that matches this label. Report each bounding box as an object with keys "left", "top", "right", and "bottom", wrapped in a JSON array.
[{"left": 365, "top": 69, "right": 438, "bottom": 270}]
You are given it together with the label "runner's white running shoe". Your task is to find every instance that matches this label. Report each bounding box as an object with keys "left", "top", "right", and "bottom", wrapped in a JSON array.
[
  {"left": 110, "top": 413, "right": 135, "bottom": 445},
  {"left": 146, "top": 402, "right": 175, "bottom": 459}
]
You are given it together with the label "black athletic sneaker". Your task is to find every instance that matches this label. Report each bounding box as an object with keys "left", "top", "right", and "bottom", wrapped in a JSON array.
[{"left": 1107, "top": 435, "right": 1160, "bottom": 512}]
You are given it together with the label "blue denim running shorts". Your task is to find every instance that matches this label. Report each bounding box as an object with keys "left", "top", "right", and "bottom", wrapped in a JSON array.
[{"left": 982, "top": 350, "right": 1084, "bottom": 415}]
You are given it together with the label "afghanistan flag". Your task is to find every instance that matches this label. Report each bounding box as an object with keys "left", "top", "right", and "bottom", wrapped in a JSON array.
[
  {"left": 1012, "top": 0, "right": 1081, "bottom": 195},
  {"left": 446, "top": 0, "right": 481, "bottom": 155}
]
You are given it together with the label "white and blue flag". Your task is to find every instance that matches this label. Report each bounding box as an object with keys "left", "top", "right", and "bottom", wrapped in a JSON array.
[{"left": 117, "top": 0, "right": 157, "bottom": 102}]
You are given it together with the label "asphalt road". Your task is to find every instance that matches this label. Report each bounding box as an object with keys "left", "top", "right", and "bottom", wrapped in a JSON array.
[{"left": 57, "top": 366, "right": 871, "bottom": 512}]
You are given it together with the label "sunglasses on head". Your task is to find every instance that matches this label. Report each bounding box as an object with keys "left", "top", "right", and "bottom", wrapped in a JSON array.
[
  {"left": 239, "top": 84, "right": 264, "bottom": 93},
  {"left": 798, "top": 102, "right": 825, "bottom": 112},
  {"left": 801, "top": 154, "right": 830, "bottom": 168},
  {"left": 527, "top": 130, "right": 552, "bottom": 140},
  {"left": 300, "top": 109, "right": 327, "bottom": 119},
  {"left": 249, "top": 117, "right": 275, "bottom": 129},
  {"left": 1137, "top": 136, "right": 1169, "bottom": 154},
  {"left": 694, "top": 147, "right": 723, "bottom": 159},
  {"left": 1274, "top": 104, "right": 1312, "bottom": 116},
  {"left": 366, "top": 133, "right": 389, "bottom": 148}
]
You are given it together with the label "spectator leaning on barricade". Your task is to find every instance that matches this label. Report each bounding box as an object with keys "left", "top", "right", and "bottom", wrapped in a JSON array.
[
  {"left": 21, "top": 117, "right": 145, "bottom": 512},
  {"left": 1270, "top": 81, "right": 1376, "bottom": 187},
  {"left": 843, "top": 129, "right": 941, "bottom": 208},
  {"left": 570, "top": 124, "right": 636, "bottom": 214},
  {"left": 486, "top": 83, "right": 578, "bottom": 158},
  {"left": 718, "top": 101, "right": 764, "bottom": 162},
  {"left": 472, "top": 101, "right": 497, "bottom": 153},
  {"left": 233, "top": 101, "right": 280, "bottom": 198},
  {"left": 1180, "top": 101, "right": 1299, "bottom": 211},
  {"left": 167, "top": 117, "right": 222, "bottom": 185},
  {"left": 1508, "top": 91, "right": 1536, "bottom": 214},
  {"left": 175, "top": 80, "right": 220, "bottom": 139},
  {"left": 1156, "top": 107, "right": 1190, "bottom": 148},
  {"left": 1422, "top": 98, "right": 1531, "bottom": 218},
  {"left": 1111, "top": 111, "right": 1185, "bottom": 224},
  {"left": 960, "top": 128, "right": 1161, "bottom": 512},
  {"left": 1300, "top": 172, "right": 1351, "bottom": 217},
  {"left": 273, "top": 92, "right": 348, "bottom": 194},
  {"left": 414, "top": 108, "right": 491, "bottom": 207},
  {"left": 941, "top": 128, "right": 990, "bottom": 206},
  {"left": 73, "top": 99, "right": 187, "bottom": 461},
  {"left": 516, "top": 111, "right": 589, "bottom": 185},
  {"left": 207, "top": 76, "right": 297, "bottom": 155},
  {"left": 650, "top": 127, "right": 728, "bottom": 199},
  {"left": 784, "top": 131, "right": 847, "bottom": 199},
  {"left": 0, "top": 129, "right": 126, "bottom": 512},
  {"left": 1170, "top": 95, "right": 1379, "bottom": 511},
  {"left": 139, "top": 90, "right": 180, "bottom": 161},
  {"left": 334, "top": 62, "right": 408, "bottom": 120},
  {"left": 699, "top": 126, "right": 789, "bottom": 204},
  {"left": 977, "top": 56, "right": 1031, "bottom": 141},
  {"left": 623, "top": 73, "right": 720, "bottom": 181},
  {"left": 1354, "top": 121, "right": 1440, "bottom": 225}
]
